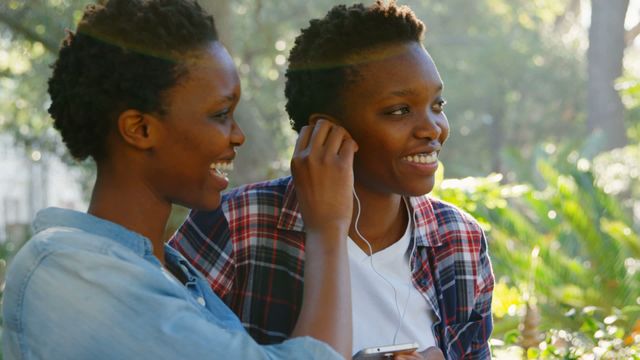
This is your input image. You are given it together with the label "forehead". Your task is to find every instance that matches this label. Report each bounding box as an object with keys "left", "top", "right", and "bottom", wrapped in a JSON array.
[
  {"left": 165, "top": 42, "right": 240, "bottom": 109},
  {"left": 344, "top": 42, "right": 441, "bottom": 98},
  {"left": 180, "top": 42, "right": 238, "bottom": 88}
]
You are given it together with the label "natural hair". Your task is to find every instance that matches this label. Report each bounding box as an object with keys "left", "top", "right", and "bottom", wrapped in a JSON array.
[
  {"left": 285, "top": 0, "right": 425, "bottom": 132},
  {"left": 48, "top": 0, "right": 218, "bottom": 161}
]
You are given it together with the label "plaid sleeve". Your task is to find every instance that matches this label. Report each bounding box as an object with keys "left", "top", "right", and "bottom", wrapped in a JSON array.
[
  {"left": 435, "top": 205, "right": 495, "bottom": 360},
  {"left": 466, "top": 227, "right": 494, "bottom": 359},
  {"left": 168, "top": 206, "right": 235, "bottom": 298}
]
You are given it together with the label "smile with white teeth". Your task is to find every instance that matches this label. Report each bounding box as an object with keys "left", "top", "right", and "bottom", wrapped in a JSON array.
[
  {"left": 210, "top": 161, "right": 234, "bottom": 178},
  {"left": 402, "top": 152, "right": 438, "bottom": 164}
]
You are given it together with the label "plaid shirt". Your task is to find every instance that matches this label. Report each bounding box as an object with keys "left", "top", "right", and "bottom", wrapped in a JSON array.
[{"left": 169, "top": 176, "right": 494, "bottom": 359}]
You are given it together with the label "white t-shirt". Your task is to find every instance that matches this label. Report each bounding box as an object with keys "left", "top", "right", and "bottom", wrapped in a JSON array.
[{"left": 347, "top": 213, "right": 437, "bottom": 355}]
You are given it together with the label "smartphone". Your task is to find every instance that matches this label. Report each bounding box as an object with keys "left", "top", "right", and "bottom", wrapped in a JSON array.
[{"left": 353, "top": 342, "right": 419, "bottom": 359}]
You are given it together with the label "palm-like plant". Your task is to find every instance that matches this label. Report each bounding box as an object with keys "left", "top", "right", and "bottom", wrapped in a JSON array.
[{"left": 433, "top": 146, "right": 640, "bottom": 337}]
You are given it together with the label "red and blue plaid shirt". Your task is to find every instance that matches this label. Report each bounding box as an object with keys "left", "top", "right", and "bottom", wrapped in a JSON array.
[{"left": 169, "top": 176, "right": 494, "bottom": 359}]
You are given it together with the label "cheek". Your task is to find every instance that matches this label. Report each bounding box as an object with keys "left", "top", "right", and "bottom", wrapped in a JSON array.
[
  {"left": 355, "top": 135, "right": 398, "bottom": 169},
  {"left": 208, "top": 126, "right": 232, "bottom": 152},
  {"left": 189, "top": 124, "right": 228, "bottom": 153}
]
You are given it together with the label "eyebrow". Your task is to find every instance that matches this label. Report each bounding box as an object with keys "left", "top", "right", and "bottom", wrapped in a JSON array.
[
  {"left": 206, "top": 93, "right": 239, "bottom": 111},
  {"left": 217, "top": 93, "right": 239, "bottom": 104},
  {"left": 387, "top": 83, "right": 443, "bottom": 98}
]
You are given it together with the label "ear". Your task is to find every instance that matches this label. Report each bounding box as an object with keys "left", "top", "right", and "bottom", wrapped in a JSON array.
[
  {"left": 308, "top": 113, "right": 342, "bottom": 127},
  {"left": 117, "top": 109, "right": 159, "bottom": 151}
]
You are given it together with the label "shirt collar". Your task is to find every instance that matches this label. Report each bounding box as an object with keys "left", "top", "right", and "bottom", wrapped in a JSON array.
[
  {"left": 407, "top": 196, "right": 443, "bottom": 247},
  {"left": 276, "top": 177, "right": 305, "bottom": 232},
  {"left": 275, "top": 177, "right": 442, "bottom": 247},
  {"left": 33, "top": 207, "right": 155, "bottom": 257}
]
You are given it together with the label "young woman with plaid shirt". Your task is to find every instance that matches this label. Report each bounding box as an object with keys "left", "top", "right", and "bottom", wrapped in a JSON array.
[{"left": 171, "top": 2, "right": 494, "bottom": 359}]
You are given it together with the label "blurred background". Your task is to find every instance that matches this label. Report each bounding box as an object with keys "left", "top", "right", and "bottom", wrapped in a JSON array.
[{"left": 1, "top": 0, "right": 639, "bottom": 358}]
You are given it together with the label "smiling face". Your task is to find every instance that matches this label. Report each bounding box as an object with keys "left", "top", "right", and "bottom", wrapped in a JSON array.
[
  {"left": 148, "top": 41, "right": 244, "bottom": 210},
  {"left": 337, "top": 42, "right": 449, "bottom": 197}
]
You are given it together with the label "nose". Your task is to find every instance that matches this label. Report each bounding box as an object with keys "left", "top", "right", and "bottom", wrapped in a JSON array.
[
  {"left": 230, "top": 119, "right": 245, "bottom": 147},
  {"left": 414, "top": 109, "right": 448, "bottom": 143}
]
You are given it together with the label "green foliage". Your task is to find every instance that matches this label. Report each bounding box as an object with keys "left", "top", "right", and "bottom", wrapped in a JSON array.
[
  {"left": 405, "top": 0, "right": 585, "bottom": 177},
  {"left": 0, "top": 0, "right": 90, "bottom": 156},
  {"left": 592, "top": 145, "right": 640, "bottom": 233},
  {"left": 618, "top": 74, "right": 640, "bottom": 143},
  {"left": 493, "top": 306, "right": 640, "bottom": 359},
  {"left": 433, "top": 145, "right": 640, "bottom": 356}
]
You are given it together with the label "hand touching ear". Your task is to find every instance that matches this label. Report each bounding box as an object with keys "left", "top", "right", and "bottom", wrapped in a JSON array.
[
  {"left": 289, "top": 119, "right": 358, "bottom": 358},
  {"left": 291, "top": 118, "right": 358, "bottom": 236}
]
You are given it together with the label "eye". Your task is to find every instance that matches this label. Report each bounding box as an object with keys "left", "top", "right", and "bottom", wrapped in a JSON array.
[
  {"left": 385, "top": 106, "right": 410, "bottom": 116},
  {"left": 432, "top": 98, "right": 447, "bottom": 113},
  {"left": 209, "top": 108, "right": 231, "bottom": 122}
]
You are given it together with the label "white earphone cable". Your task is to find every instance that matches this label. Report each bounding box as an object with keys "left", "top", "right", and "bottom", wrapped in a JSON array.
[{"left": 352, "top": 187, "right": 417, "bottom": 345}]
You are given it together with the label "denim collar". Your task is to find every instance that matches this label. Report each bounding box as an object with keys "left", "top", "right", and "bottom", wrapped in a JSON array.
[{"left": 33, "top": 207, "right": 155, "bottom": 259}]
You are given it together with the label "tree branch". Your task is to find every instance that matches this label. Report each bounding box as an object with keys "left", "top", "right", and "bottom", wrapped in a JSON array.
[
  {"left": 625, "top": 20, "right": 640, "bottom": 47},
  {"left": 0, "top": 10, "right": 58, "bottom": 53}
]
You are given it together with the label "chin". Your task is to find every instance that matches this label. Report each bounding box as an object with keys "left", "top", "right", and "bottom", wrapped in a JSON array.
[
  {"left": 404, "top": 180, "right": 436, "bottom": 197},
  {"left": 199, "top": 198, "right": 222, "bottom": 211},
  {"left": 178, "top": 195, "right": 222, "bottom": 212}
]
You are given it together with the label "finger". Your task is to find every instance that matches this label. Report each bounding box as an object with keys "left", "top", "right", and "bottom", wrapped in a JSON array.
[
  {"left": 324, "top": 125, "right": 351, "bottom": 155},
  {"left": 421, "top": 347, "right": 445, "bottom": 360},
  {"left": 294, "top": 125, "right": 312, "bottom": 154},
  {"left": 394, "top": 353, "right": 421, "bottom": 360},
  {"left": 337, "top": 138, "right": 358, "bottom": 166},
  {"left": 308, "top": 119, "right": 333, "bottom": 152}
]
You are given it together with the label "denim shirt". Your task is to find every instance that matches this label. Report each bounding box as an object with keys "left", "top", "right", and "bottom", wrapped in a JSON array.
[{"left": 2, "top": 207, "right": 340, "bottom": 360}]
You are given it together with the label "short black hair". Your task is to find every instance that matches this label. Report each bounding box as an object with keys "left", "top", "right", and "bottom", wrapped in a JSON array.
[
  {"left": 284, "top": 0, "right": 425, "bottom": 132},
  {"left": 48, "top": 0, "right": 218, "bottom": 161}
]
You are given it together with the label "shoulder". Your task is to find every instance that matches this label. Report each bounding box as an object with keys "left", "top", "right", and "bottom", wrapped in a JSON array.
[
  {"left": 7, "top": 227, "right": 139, "bottom": 275},
  {"left": 3, "top": 228, "right": 153, "bottom": 328},
  {"left": 212, "top": 176, "right": 293, "bottom": 221},
  {"left": 174, "top": 176, "right": 294, "bottom": 258},
  {"left": 428, "top": 196, "right": 483, "bottom": 231},
  {"left": 187, "top": 176, "right": 292, "bottom": 223},
  {"left": 3, "top": 231, "right": 216, "bottom": 359},
  {"left": 222, "top": 176, "right": 292, "bottom": 206},
  {"left": 5, "top": 227, "right": 150, "bottom": 290},
  {"left": 413, "top": 195, "right": 486, "bottom": 246}
]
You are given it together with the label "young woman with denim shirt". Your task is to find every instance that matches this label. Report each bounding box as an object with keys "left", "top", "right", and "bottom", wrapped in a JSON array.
[{"left": 2, "top": 1, "right": 356, "bottom": 358}]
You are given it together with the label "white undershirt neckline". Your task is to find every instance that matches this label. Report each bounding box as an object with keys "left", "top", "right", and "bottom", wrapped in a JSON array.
[{"left": 347, "top": 202, "right": 437, "bottom": 355}]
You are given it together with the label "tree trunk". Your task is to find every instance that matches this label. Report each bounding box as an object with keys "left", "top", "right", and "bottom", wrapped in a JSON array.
[{"left": 587, "top": 0, "right": 629, "bottom": 151}]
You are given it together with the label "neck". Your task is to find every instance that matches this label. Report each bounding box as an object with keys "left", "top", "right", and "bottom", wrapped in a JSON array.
[
  {"left": 88, "top": 164, "right": 171, "bottom": 264},
  {"left": 349, "top": 184, "right": 408, "bottom": 254}
]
